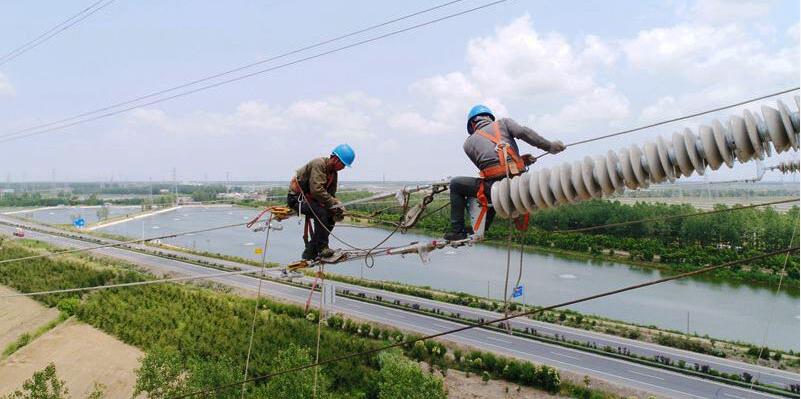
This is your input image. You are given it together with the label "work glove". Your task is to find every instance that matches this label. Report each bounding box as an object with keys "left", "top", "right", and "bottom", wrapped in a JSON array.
[
  {"left": 521, "top": 154, "right": 536, "bottom": 166},
  {"left": 548, "top": 140, "right": 566, "bottom": 154}
]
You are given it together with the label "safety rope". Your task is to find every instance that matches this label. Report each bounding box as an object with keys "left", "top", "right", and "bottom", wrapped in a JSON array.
[
  {"left": 532, "top": 87, "right": 800, "bottom": 161},
  {"left": 241, "top": 213, "right": 274, "bottom": 399},
  {"left": 312, "top": 264, "right": 325, "bottom": 399},
  {"left": 170, "top": 246, "right": 799, "bottom": 399},
  {"left": 500, "top": 153, "right": 515, "bottom": 334}
]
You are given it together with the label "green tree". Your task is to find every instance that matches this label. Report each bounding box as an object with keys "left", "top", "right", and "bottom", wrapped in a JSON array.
[
  {"left": 3, "top": 363, "right": 69, "bottom": 399},
  {"left": 134, "top": 348, "right": 189, "bottom": 398},
  {"left": 377, "top": 350, "right": 446, "bottom": 399},
  {"left": 257, "top": 344, "right": 327, "bottom": 399},
  {"left": 134, "top": 347, "right": 242, "bottom": 399}
]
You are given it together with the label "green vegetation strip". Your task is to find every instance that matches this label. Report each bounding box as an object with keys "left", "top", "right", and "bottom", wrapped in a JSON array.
[
  {"left": 2, "top": 239, "right": 613, "bottom": 399},
  {"left": 2, "top": 314, "right": 69, "bottom": 358}
]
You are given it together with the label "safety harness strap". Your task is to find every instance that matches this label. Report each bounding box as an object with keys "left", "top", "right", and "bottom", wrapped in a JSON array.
[{"left": 476, "top": 122, "right": 525, "bottom": 179}]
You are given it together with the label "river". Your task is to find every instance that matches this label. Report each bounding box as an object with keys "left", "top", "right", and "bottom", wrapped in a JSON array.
[{"left": 21, "top": 204, "right": 800, "bottom": 350}]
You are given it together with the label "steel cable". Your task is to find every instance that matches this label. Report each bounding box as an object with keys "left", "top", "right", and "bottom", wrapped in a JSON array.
[
  {"left": 0, "top": 0, "right": 117, "bottom": 67},
  {"left": 0, "top": 0, "right": 466, "bottom": 139},
  {"left": 0, "top": 0, "right": 510, "bottom": 144}
]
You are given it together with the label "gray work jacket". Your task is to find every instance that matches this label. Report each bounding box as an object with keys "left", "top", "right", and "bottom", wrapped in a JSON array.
[{"left": 463, "top": 117, "right": 555, "bottom": 171}]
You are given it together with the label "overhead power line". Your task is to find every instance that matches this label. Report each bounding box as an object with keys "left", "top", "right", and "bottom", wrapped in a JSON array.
[
  {"left": 533, "top": 87, "right": 800, "bottom": 161},
  {"left": 0, "top": 0, "right": 495, "bottom": 144},
  {"left": 0, "top": 0, "right": 118, "bottom": 67},
  {"left": 0, "top": 0, "right": 465, "bottom": 139},
  {"left": 172, "top": 246, "right": 799, "bottom": 398}
]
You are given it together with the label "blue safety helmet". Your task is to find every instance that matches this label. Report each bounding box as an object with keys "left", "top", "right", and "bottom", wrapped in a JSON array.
[
  {"left": 331, "top": 144, "right": 355, "bottom": 167},
  {"left": 466, "top": 104, "right": 495, "bottom": 134}
]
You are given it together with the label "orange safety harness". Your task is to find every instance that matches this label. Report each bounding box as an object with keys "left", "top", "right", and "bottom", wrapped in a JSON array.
[
  {"left": 477, "top": 123, "right": 526, "bottom": 180},
  {"left": 473, "top": 122, "right": 529, "bottom": 232}
]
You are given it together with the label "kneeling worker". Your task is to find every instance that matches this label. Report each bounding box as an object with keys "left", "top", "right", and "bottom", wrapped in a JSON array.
[
  {"left": 287, "top": 144, "right": 355, "bottom": 260},
  {"left": 445, "top": 105, "right": 565, "bottom": 240}
]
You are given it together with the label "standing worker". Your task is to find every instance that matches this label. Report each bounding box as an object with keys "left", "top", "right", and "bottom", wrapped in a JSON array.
[
  {"left": 445, "top": 105, "right": 565, "bottom": 240},
  {"left": 287, "top": 144, "right": 355, "bottom": 260}
]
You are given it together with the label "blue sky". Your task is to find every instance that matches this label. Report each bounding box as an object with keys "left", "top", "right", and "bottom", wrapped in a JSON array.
[{"left": 0, "top": 0, "right": 798, "bottom": 182}]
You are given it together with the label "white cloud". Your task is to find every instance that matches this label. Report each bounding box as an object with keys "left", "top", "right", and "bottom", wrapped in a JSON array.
[
  {"left": 627, "top": 16, "right": 799, "bottom": 123},
  {"left": 395, "top": 15, "right": 627, "bottom": 137},
  {"left": 787, "top": 22, "right": 800, "bottom": 42},
  {"left": 686, "top": 0, "right": 772, "bottom": 25},
  {"left": 535, "top": 85, "right": 630, "bottom": 134},
  {"left": 127, "top": 92, "right": 382, "bottom": 140},
  {"left": 0, "top": 72, "right": 15, "bottom": 96},
  {"left": 579, "top": 35, "right": 618, "bottom": 67},
  {"left": 466, "top": 15, "right": 597, "bottom": 99}
]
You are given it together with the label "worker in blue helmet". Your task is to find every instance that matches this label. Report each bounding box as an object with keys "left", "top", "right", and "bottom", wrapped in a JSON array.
[
  {"left": 444, "top": 105, "right": 565, "bottom": 240},
  {"left": 287, "top": 144, "right": 355, "bottom": 260}
]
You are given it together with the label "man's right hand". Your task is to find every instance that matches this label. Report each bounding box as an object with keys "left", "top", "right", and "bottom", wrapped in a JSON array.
[
  {"left": 549, "top": 140, "right": 566, "bottom": 154},
  {"left": 521, "top": 153, "right": 536, "bottom": 165}
]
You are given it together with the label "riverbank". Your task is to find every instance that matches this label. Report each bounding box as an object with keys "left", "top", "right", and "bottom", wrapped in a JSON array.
[{"left": 339, "top": 197, "right": 800, "bottom": 292}]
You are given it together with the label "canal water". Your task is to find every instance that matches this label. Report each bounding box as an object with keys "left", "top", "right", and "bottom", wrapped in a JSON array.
[
  {"left": 10, "top": 205, "right": 141, "bottom": 225},
  {"left": 24, "top": 205, "right": 800, "bottom": 350}
]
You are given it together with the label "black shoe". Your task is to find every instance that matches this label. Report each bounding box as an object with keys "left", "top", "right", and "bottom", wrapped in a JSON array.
[
  {"left": 443, "top": 231, "right": 467, "bottom": 241},
  {"left": 301, "top": 245, "right": 316, "bottom": 260}
]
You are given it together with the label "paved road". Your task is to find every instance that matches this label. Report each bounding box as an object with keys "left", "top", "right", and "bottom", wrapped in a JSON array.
[
  {"left": 0, "top": 217, "right": 795, "bottom": 398},
  {"left": 290, "top": 275, "right": 799, "bottom": 389}
]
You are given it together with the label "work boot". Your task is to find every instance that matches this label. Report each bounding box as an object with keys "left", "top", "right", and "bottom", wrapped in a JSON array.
[
  {"left": 301, "top": 244, "right": 316, "bottom": 260},
  {"left": 443, "top": 231, "right": 467, "bottom": 241},
  {"left": 318, "top": 245, "right": 335, "bottom": 258}
]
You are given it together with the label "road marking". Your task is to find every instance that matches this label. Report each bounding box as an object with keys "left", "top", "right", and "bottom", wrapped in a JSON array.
[
  {"left": 487, "top": 336, "right": 512, "bottom": 344},
  {"left": 723, "top": 393, "right": 747, "bottom": 399},
  {"left": 392, "top": 313, "right": 407, "bottom": 319},
  {"left": 550, "top": 351, "right": 580, "bottom": 360},
  {"left": 627, "top": 370, "right": 665, "bottom": 380},
  {"left": 432, "top": 323, "right": 451, "bottom": 329}
]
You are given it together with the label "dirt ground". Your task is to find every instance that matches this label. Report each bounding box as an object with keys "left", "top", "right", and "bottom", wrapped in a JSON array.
[
  {"left": 443, "top": 367, "right": 662, "bottom": 398},
  {"left": 0, "top": 319, "right": 143, "bottom": 398},
  {"left": 443, "top": 367, "right": 559, "bottom": 398},
  {"left": 0, "top": 285, "right": 60, "bottom": 352}
]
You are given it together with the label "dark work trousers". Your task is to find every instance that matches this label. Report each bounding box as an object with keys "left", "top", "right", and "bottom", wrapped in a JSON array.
[
  {"left": 448, "top": 176, "right": 498, "bottom": 234},
  {"left": 287, "top": 193, "right": 335, "bottom": 252}
]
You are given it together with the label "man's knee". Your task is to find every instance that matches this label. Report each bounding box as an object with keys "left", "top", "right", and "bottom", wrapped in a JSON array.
[{"left": 450, "top": 176, "right": 479, "bottom": 197}]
